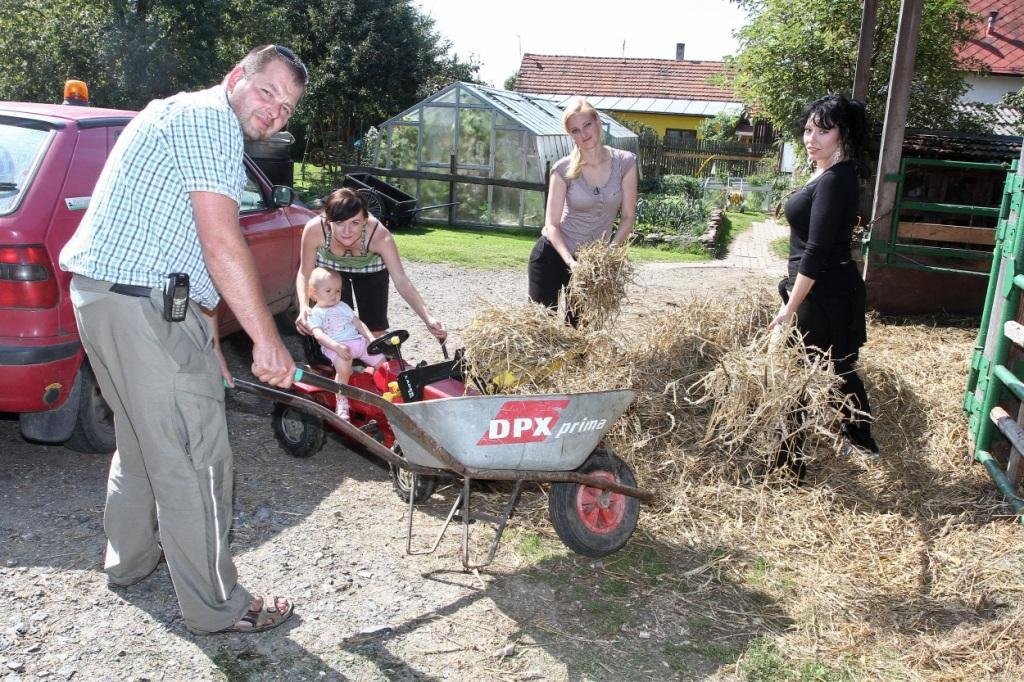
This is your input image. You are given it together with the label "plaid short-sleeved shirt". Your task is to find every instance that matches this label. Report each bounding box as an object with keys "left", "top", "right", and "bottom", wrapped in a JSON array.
[{"left": 60, "top": 86, "right": 246, "bottom": 309}]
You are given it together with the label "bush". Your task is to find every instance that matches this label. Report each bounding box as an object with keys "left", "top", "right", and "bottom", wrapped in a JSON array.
[
  {"left": 634, "top": 197, "right": 712, "bottom": 248},
  {"left": 639, "top": 174, "right": 703, "bottom": 198},
  {"left": 635, "top": 174, "right": 711, "bottom": 245}
]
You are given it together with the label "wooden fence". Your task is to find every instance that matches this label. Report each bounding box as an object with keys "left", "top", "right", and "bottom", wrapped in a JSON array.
[{"left": 639, "top": 139, "right": 778, "bottom": 179}]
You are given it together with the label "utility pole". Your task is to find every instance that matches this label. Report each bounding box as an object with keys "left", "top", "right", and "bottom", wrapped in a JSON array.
[
  {"left": 853, "top": 0, "right": 877, "bottom": 103},
  {"left": 865, "top": 0, "right": 923, "bottom": 280}
]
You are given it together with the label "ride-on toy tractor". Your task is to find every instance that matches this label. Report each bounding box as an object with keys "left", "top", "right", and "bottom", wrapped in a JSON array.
[
  {"left": 270, "top": 330, "right": 475, "bottom": 502},
  {"left": 259, "top": 330, "right": 650, "bottom": 565}
]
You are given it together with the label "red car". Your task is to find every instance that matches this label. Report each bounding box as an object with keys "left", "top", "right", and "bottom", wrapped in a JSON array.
[{"left": 0, "top": 100, "right": 314, "bottom": 454}]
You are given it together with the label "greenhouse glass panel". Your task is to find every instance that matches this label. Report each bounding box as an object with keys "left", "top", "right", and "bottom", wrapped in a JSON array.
[
  {"left": 455, "top": 171, "right": 488, "bottom": 224},
  {"left": 526, "top": 145, "right": 543, "bottom": 183},
  {"left": 401, "top": 109, "right": 420, "bottom": 122},
  {"left": 459, "top": 89, "right": 488, "bottom": 107},
  {"left": 390, "top": 125, "right": 418, "bottom": 170},
  {"left": 524, "top": 189, "right": 545, "bottom": 227},
  {"left": 419, "top": 180, "right": 449, "bottom": 221},
  {"left": 494, "top": 129, "right": 527, "bottom": 181},
  {"left": 458, "top": 108, "right": 491, "bottom": 167},
  {"left": 494, "top": 112, "right": 515, "bottom": 128},
  {"left": 492, "top": 186, "right": 521, "bottom": 227},
  {"left": 436, "top": 88, "right": 458, "bottom": 104},
  {"left": 422, "top": 107, "right": 456, "bottom": 164},
  {"left": 391, "top": 175, "right": 416, "bottom": 197}
]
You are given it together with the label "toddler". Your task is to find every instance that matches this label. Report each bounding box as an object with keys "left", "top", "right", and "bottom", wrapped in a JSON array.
[{"left": 307, "top": 267, "right": 385, "bottom": 419}]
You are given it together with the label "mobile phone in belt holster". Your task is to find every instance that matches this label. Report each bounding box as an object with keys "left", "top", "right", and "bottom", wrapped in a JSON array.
[{"left": 163, "top": 273, "right": 190, "bottom": 322}]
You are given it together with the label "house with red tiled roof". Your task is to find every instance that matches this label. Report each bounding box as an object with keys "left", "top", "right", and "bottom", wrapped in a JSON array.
[
  {"left": 513, "top": 45, "right": 756, "bottom": 145},
  {"left": 960, "top": 0, "right": 1024, "bottom": 104}
]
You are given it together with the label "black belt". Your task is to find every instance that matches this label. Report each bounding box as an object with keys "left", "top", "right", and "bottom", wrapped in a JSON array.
[{"left": 109, "top": 283, "right": 154, "bottom": 298}]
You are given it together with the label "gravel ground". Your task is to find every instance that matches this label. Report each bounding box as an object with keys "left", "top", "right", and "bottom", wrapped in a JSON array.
[{"left": 0, "top": 261, "right": 771, "bottom": 682}]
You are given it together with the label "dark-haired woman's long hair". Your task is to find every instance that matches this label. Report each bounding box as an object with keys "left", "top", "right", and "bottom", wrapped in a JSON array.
[{"left": 797, "top": 94, "right": 868, "bottom": 171}]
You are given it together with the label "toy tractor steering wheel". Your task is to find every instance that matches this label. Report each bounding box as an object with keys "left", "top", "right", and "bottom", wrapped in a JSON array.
[{"left": 367, "top": 329, "right": 409, "bottom": 358}]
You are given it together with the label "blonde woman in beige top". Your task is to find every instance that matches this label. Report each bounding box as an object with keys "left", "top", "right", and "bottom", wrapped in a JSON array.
[{"left": 528, "top": 97, "right": 638, "bottom": 324}]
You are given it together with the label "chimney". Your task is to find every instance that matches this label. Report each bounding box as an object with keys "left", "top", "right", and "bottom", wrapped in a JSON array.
[
  {"left": 987, "top": 11, "right": 998, "bottom": 37},
  {"left": 675, "top": 43, "right": 685, "bottom": 60}
]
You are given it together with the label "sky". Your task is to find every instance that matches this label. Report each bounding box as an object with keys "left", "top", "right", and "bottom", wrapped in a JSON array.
[{"left": 415, "top": 0, "right": 749, "bottom": 88}]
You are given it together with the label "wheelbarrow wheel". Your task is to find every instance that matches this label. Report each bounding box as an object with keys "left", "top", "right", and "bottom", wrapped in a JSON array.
[
  {"left": 390, "top": 445, "right": 437, "bottom": 504},
  {"left": 548, "top": 448, "right": 639, "bottom": 558},
  {"left": 271, "top": 402, "right": 325, "bottom": 458}
]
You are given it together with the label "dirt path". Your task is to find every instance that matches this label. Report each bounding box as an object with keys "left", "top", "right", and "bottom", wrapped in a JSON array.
[{"left": 1, "top": 255, "right": 782, "bottom": 681}]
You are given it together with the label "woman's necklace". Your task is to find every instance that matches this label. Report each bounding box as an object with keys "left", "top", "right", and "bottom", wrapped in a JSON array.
[
  {"left": 333, "top": 229, "right": 362, "bottom": 257},
  {"left": 582, "top": 147, "right": 611, "bottom": 187}
]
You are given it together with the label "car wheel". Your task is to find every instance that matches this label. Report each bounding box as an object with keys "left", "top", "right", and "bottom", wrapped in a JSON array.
[
  {"left": 64, "top": 363, "right": 116, "bottom": 454},
  {"left": 274, "top": 293, "right": 301, "bottom": 337}
]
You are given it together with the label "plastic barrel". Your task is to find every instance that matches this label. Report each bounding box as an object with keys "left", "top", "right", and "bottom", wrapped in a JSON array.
[{"left": 244, "top": 132, "right": 295, "bottom": 187}]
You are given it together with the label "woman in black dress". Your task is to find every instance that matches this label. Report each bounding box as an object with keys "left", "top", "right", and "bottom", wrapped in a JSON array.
[{"left": 770, "top": 94, "right": 879, "bottom": 458}]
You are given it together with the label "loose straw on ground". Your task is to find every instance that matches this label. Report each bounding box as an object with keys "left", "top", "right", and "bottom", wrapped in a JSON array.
[{"left": 464, "top": 289, "right": 1018, "bottom": 678}]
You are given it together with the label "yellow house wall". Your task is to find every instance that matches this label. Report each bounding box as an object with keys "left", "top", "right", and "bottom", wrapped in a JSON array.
[{"left": 610, "top": 112, "right": 706, "bottom": 138}]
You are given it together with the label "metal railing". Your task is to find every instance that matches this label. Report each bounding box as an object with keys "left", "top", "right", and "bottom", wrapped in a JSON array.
[{"left": 962, "top": 158, "right": 1024, "bottom": 519}]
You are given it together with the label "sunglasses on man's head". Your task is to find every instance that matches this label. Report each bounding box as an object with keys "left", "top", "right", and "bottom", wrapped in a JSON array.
[{"left": 263, "top": 44, "right": 308, "bottom": 82}]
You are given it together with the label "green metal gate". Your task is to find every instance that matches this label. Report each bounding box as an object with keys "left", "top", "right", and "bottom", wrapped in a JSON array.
[
  {"left": 864, "top": 157, "right": 1006, "bottom": 277},
  {"left": 962, "top": 159, "right": 1024, "bottom": 518}
]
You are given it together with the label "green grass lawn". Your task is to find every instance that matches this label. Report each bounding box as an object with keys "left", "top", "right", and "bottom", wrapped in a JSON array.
[
  {"left": 392, "top": 224, "right": 707, "bottom": 269},
  {"left": 292, "top": 162, "right": 334, "bottom": 199},
  {"left": 770, "top": 236, "right": 789, "bottom": 259},
  {"left": 721, "top": 210, "right": 764, "bottom": 245},
  {"left": 293, "top": 162, "right": 717, "bottom": 268}
]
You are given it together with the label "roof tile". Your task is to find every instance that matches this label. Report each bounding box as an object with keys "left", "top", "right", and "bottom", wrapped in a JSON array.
[
  {"left": 961, "top": 0, "right": 1024, "bottom": 75},
  {"left": 513, "top": 54, "right": 737, "bottom": 102}
]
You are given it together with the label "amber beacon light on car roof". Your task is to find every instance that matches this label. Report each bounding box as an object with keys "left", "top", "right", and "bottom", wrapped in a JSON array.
[{"left": 62, "top": 80, "right": 89, "bottom": 106}]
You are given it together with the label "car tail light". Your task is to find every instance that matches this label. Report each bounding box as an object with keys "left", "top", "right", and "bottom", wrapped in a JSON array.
[{"left": 0, "top": 245, "right": 60, "bottom": 308}]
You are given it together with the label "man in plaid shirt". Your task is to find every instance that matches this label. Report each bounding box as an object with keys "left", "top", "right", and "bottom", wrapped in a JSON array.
[{"left": 60, "top": 45, "right": 306, "bottom": 634}]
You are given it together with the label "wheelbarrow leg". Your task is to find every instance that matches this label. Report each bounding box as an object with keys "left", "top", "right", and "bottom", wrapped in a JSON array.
[
  {"left": 460, "top": 478, "right": 524, "bottom": 571},
  {"left": 405, "top": 471, "right": 461, "bottom": 557},
  {"left": 405, "top": 476, "right": 525, "bottom": 571}
]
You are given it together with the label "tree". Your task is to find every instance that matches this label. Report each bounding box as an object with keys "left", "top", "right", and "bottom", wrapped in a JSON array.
[
  {"left": 0, "top": 0, "right": 225, "bottom": 109},
  {"left": 1001, "top": 88, "right": 1024, "bottom": 136},
  {"left": 268, "top": 0, "right": 478, "bottom": 162},
  {"left": 728, "top": 0, "right": 978, "bottom": 136},
  {"left": 698, "top": 111, "right": 742, "bottom": 141},
  {"left": 0, "top": 0, "right": 479, "bottom": 164}
]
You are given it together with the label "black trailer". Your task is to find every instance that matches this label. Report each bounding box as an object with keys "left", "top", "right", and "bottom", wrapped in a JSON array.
[{"left": 342, "top": 173, "right": 455, "bottom": 230}]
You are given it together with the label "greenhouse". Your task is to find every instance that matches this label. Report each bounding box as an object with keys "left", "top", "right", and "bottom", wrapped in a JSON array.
[{"left": 372, "top": 82, "right": 638, "bottom": 229}]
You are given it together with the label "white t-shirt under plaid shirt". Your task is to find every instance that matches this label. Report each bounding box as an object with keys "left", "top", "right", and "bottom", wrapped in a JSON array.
[{"left": 60, "top": 85, "right": 246, "bottom": 309}]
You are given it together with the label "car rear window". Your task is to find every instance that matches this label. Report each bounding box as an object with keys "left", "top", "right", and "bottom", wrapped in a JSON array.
[{"left": 0, "top": 122, "right": 54, "bottom": 216}]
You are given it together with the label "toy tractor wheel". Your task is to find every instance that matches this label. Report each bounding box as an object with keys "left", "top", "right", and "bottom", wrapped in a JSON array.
[
  {"left": 548, "top": 448, "right": 640, "bottom": 558},
  {"left": 390, "top": 445, "right": 437, "bottom": 504},
  {"left": 271, "top": 402, "right": 326, "bottom": 458}
]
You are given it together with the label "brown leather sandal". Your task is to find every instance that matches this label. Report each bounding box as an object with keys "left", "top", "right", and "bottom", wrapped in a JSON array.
[{"left": 213, "top": 596, "right": 293, "bottom": 634}]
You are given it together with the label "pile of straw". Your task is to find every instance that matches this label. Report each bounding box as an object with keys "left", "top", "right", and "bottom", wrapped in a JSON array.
[
  {"left": 689, "top": 325, "right": 850, "bottom": 475},
  {"left": 565, "top": 242, "right": 636, "bottom": 330},
  {"left": 460, "top": 300, "right": 591, "bottom": 394},
  {"left": 465, "top": 281, "right": 1023, "bottom": 676}
]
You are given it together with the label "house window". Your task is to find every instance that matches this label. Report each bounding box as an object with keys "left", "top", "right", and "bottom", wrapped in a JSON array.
[{"left": 664, "top": 128, "right": 696, "bottom": 146}]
